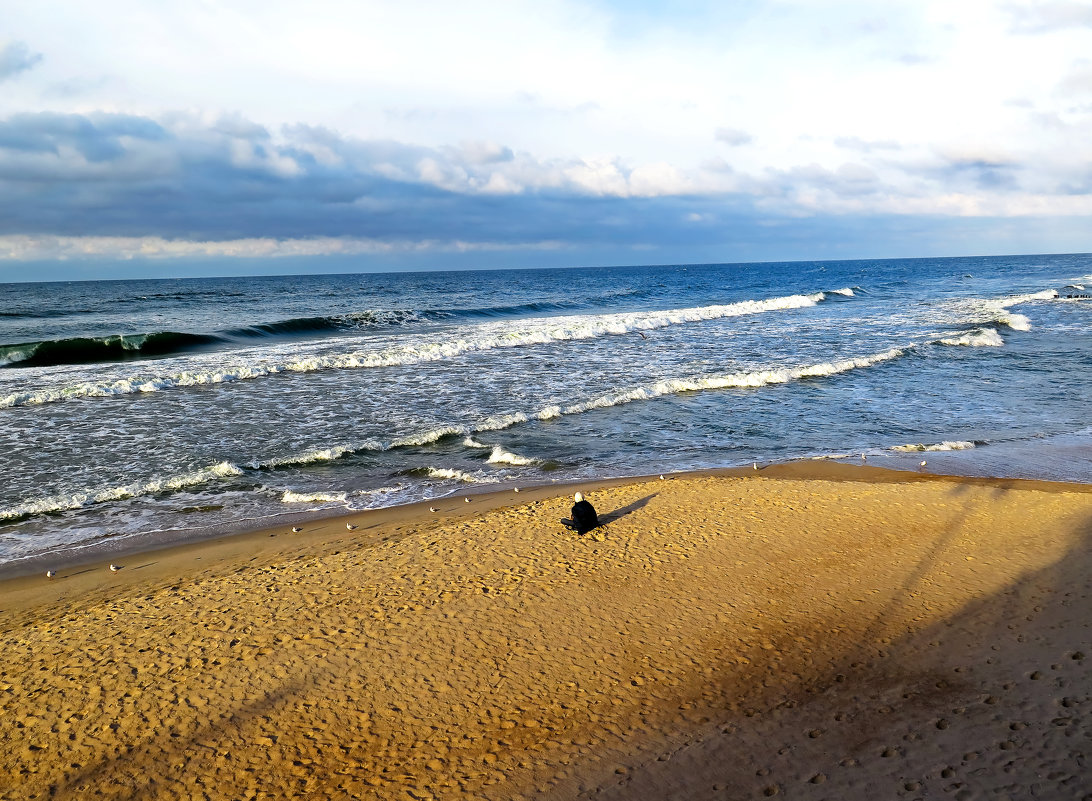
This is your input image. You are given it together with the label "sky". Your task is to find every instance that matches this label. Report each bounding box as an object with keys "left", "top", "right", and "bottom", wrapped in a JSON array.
[{"left": 2, "top": 0, "right": 1092, "bottom": 281}]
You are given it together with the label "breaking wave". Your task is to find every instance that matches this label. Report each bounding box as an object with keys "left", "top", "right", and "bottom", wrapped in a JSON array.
[
  {"left": 486, "top": 445, "right": 538, "bottom": 466},
  {"left": 0, "top": 461, "right": 243, "bottom": 523},
  {"left": 281, "top": 490, "right": 349, "bottom": 504},
  {"left": 891, "top": 441, "right": 978, "bottom": 452},
  {"left": 538, "top": 347, "right": 909, "bottom": 420},
  {"left": 937, "top": 327, "right": 1004, "bottom": 347},
  {"left": 2, "top": 291, "right": 836, "bottom": 408},
  {"left": 0, "top": 344, "right": 911, "bottom": 524}
]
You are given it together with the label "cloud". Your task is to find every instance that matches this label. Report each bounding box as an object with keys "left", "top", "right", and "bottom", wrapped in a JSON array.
[
  {"left": 1005, "top": 1, "right": 1092, "bottom": 33},
  {"left": 1058, "top": 60, "right": 1092, "bottom": 94},
  {"left": 0, "top": 41, "right": 42, "bottom": 82},
  {"left": 0, "top": 104, "right": 1089, "bottom": 268},
  {"left": 834, "top": 136, "right": 903, "bottom": 153},
  {"left": 714, "top": 127, "right": 753, "bottom": 146},
  {"left": 0, "top": 234, "right": 565, "bottom": 261}
]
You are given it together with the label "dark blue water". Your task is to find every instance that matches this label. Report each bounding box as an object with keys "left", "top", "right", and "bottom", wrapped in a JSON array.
[{"left": 2, "top": 254, "right": 1090, "bottom": 570}]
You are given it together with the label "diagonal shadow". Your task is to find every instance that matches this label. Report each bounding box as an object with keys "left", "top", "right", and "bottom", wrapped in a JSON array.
[{"left": 598, "top": 493, "right": 658, "bottom": 525}]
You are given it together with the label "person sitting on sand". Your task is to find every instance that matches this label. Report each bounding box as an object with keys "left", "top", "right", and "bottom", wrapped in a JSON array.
[{"left": 562, "top": 492, "right": 599, "bottom": 534}]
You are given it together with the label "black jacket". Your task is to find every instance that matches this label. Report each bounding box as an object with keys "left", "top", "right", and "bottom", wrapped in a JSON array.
[{"left": 571, "top": 499, "right": 599, "bottom": 533}]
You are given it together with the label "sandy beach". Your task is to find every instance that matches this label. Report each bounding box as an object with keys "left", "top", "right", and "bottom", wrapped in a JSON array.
[{"left": 2, "top": 462, "right": 1090, "bottom": 800}]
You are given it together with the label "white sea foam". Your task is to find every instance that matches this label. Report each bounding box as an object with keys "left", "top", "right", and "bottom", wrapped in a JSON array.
[
  {"left": 991, "top": 289, "right": 1055, "bottom": 331},
  {"left": 0, "top": 346, "right": 913, "bottom": 525},
  {"left": 931, "top": 288, "right": 1056, "bottom": 337},
  {"left": 1, "top": 291, "right": 833, "bottom": 409},
  {"left": 281, "top": 490, "right": 349, "bottom": 504},
  {"left": 392, "top": 426, "right": 467, "bottom": 447},
  {"left": 476, "top": 412, "right": 530, "bottom": 432},
  {"left": 937, "top": 328, "right": 1005, "bottom": 347},
  {"left": 0, "top": 461, "right": 243, "bottom": 522},
  {"left": 891, "top": 441, "right": 976, "bottom": 452},
  {"left": 832, "top": 287, "right": 855, "bottom": 296},
  {"left": 258, "top": 445, "right": 354, "bottom": 468},
  {"left": 425, "top": 467, "right": 485, "bottom": 483},
  {"left": 0, "top": 345, "right": 39, "bottom": 367},
  {"left": 1004, "top": 289, "right": 1058, "bottom": 306},
  {"left": 543, "top": 347, "right": 908, "bottom": 418},
  {"left": 487, "top": 445, "right": 537, "bottom": 466},
  {"left": 463, "top": 436, "right": 490, "bottom": 448}
]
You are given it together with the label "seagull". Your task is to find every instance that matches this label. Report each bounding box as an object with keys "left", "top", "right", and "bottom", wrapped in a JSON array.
[
  {"left": 861, "top": 453, "right": 867, "bottom": 460},
  {"left": 292, "top": 526, "right": 302, "bottom": 533},
  {"left": 46, "top": 570, "right": 55, "bottom": 579},
  {"left": 346, "top": 523, "right": 357, "bottom": 531},
  {"left": 464, "top": 497, "right": 471, "bottom": 503},
  {"left": 753, "top": 462, "right": 758, "bottom": 470},
  {"left": 920, "top": 460, "right": 927, "bottom": 467},
  {"left": 513, "top": 487, "right": 520, "bottom": 493},
  {"left": 429, "top": 506, "right": 438, "bottom": 513},
  {"left": 659, "top": 475, "right": 665, "bottom": 480},
  {"left": 109, "top": 564, "right": 121, "bottom": 573}
]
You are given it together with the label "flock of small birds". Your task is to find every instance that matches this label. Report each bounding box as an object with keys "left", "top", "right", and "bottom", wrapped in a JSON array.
[{"left": 49, "top": 457, "right": 935, "bottom": 583}]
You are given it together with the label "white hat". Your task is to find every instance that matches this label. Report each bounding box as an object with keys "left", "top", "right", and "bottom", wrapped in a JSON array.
[{"left": 574, "top": 492, "right": 583, "bottom": 502}]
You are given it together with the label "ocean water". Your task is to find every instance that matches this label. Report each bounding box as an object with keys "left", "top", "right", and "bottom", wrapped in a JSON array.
[{"left": 2, "top": 254, "right": 1091, "bottom": 572}]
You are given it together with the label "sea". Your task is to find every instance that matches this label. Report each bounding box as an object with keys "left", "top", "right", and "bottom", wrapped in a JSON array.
[{"left": 2, "top": 254, "right": 1091, "bottom": 575}]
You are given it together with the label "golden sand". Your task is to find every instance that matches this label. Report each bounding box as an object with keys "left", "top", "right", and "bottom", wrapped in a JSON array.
[{"left": 1, "top": 463, "right": 1090, "bottom": 800}]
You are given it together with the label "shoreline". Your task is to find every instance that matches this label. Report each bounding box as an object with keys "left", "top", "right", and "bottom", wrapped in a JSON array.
[
  {"left": 2, "top": 459, "right": 1089, "bottom": 588},
  {"left": 3, "top": 463, "right": 1091, "bottom": 799}
]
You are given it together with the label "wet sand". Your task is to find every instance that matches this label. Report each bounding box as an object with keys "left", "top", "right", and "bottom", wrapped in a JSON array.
[{"left": 2, "top": 463, "right": 1090, "bottom": 800}]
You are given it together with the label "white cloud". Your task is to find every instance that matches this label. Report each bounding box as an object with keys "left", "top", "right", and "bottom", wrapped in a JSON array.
[
  {"left": 0, "top": 234, "right": 566, "bottom": 261},
  {"left": 1, "top": 0, "right": 1092, "bottom": 261},
  {"left": 0, "top": 41, "right": 42, "bottom": 82},
  {"left": 714, "top": 127, "right": 752, "bottom": 146}
]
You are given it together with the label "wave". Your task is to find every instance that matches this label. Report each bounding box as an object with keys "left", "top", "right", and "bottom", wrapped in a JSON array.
[
  {"left": 1, "top": 344, "right": 910, "bottom": 524},
  {"left": 251, "top": 442, "right": 384, "bottom": 470},
  {"left": 537, "top": 347, "right": 909, "bottom": 420},
  {"left": 2, "top": 291, "right": 835, "bottom": 407},
  {"left": 1003, "top": 289, "right": 1058, "bottom": 306},
  {"left": 992, "top": 289, "right": 1057, "bottom": 332},
  {"left": 0, "top": 292, "right": 724, "bottom": 370},
  {"left": 937, "top": 327, "right": 1004, "bottom": 347},
  {"left": 0, "top": 310, "right": 427, "bottom": 369},
  {"left": 934, "top": 288, "right": 1057, "bottom": 337},
  {"left": 486, "top": 445, "right": 538, "bottom": 466},
  {"left": 281, "top": 490, "right": 349, "bottom": 504},
  {"left": 407, "top": 467, "right": 494, "bottom": 484},
  {"left": 0, "top": 331, "right": 222, "bottom": 368},
  {"left": 891, "top": 441, "right": 978, "bottom": 452},
  {"left": 0, "top": 461, "right": 243, "bottom": 523}
]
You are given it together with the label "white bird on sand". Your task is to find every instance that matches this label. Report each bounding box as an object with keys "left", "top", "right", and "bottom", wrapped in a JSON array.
[
  {"left": 46, "top": 570, "right": 55, "bottom": 579},
  {"left": 292, "top": 526, "right": 302, "bottom": 533},
  {"left": 346, "top": 523, "right": 357, "bottom": 531},
  {"left": 920, "top": 460, "right": 927, "bottom": 467},
  {"left": 464, "top": 497, "right": 471, "bottom": 503},
  {"left": 109, "top": 564, "right": 121, "bottom": 573},
  {"left": 753, "top": 462, "right": 758, "bottom": 470},
  {"left": 514, "top": 487, "right": 520, "bottom": 493},
  {"left": 430, "top": 506, "right": 438, "bottom": 513},
  {"left": 659, "top": 475, "right": 665, "bottom": 480}
]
